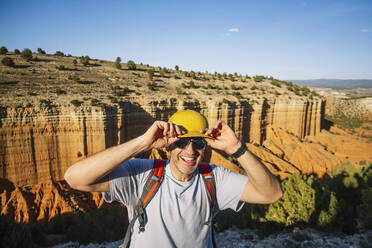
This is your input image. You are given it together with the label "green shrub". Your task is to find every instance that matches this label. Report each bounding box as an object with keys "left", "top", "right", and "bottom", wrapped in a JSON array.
[
  {"left": 14, "top": 49, "right": 20, "bottom": 54},
  {"left": 159, "top": 68, "right": 166, "bottom": 77},
  {"left": 271, "top": 79, "right": 282, "bottom": 87},
  {"left": 68, "top": 74, "right": 80, "bottom": 82},
  {"left": 39, "top": 99, "right": 51, "bottom": 105},
  {"left": 55, "top": 88, "right": 67, "bottom": 95},
  {"left": 80, "top": 56, "right": 90, "bottom": 66},
  {"left": 188, "top": 80, "right": 197, "bottom": 89},
  {"left": 113, "top": 87, "right": 131, "bottom": 96},
  {"left": 301, "top": 86, "right": 311, "bottom": 96},
  {"left": 265, "top": 174, "right": 318, "bottom": 225},
  {"left": 21, "top": 48, "right": 33, "bottom": 61},
  {"left": 55, "top": 51, "right": 64, "bottom": 56},
  {"left": 147, "top": 68, "right": 154, "bottom": 80},
  {"left": 215, "top": 163, "right": 372, "bottom": 235},
  {"left": 108, "top": 95, "right": 119, "bottom": 103},
  {"left": 1, "top": 57, "right": 15, "bottom": 67},
  {"left": 190, "top": 71, "right": 196, "bottom": 79},
  {"left": 56, "top": 65, "right": 67, "bottom": 70},
  {"left": 0, "top": 215, "right": 37, "bottom": 247},
  {"left": 65, "top": 205, "right": 128, "bottom": 244},
  {"left": 357, "top": 188, "right": 372, "bottom": 229},
  {"left": 115, "top": 57, "right": 122, "bottom": 69},
  {"left": 0, "top": 46, "right": 8, "bottom": 54},
  {"left": 175, "top": 65, "right": 179, "bottom": 71},
  {"left": 253, "top": 75, "right": 265, "bottom": 82},
  {"left": 127, "top": 60, "right": 136, "bottom": 70},
  {"left": 72, "top": 59, "right": 77, "bottom": 65},
  {"left": 37, "top": 48, "right": 46, "bottom": 54},
  {"left": 71, "top": 99, "right": 83, "bottom": 107},
  {"left": 147, "top": 82, "right": 157, "bottom": 91}
]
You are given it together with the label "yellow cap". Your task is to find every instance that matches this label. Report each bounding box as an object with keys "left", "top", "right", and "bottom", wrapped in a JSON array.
[{"left": 168, "top": 110, "right": 211, "bottom": 138}]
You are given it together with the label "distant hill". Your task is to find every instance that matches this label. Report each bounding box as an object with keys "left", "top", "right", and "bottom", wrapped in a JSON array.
[{"left": 290, "top": 79, "right": 372, "bottom": 89}]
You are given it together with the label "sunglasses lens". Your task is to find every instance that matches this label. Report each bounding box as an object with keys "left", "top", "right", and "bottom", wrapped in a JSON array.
[
  {"left": 192, "top": 139, "right": 206, "bottom": 150},
  {"left": 174, "top": 139, "right": 189, "bottom": 149},
  {"left": 174, "top": 138, "right": 206, "bottom": 150}
]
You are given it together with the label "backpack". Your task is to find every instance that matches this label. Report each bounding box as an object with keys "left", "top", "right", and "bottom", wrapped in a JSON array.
[{"left": 120, "top": 159, "right": 217, "bottom": 248}]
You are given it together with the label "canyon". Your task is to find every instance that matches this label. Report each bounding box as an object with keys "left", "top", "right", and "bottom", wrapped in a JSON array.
[{"left": 1, "top": 53, "right": 372, "bottom": 228}]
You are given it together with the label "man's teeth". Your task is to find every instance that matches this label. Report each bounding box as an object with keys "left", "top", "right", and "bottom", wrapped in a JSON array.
[{"left": 182, "top": 157, "right": 195, "bottom": 161}]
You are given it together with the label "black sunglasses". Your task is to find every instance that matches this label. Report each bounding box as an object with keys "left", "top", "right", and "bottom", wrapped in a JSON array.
[{"left": 173, "top": 138, "right": 207, "bottom": 150}]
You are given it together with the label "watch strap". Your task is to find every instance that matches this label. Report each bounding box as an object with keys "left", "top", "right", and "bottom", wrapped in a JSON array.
[{"left": 231, "top": 141, "right": 247, "bottom": 159}]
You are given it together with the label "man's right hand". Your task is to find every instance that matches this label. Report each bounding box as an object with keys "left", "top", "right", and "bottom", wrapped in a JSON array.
[{"left": 141, "top": 121, "right": 184, "bottom": 150}]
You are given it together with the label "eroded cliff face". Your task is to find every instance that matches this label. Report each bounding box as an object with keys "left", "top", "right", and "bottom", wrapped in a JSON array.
[
  {"left": 0, "top": 98, "right": 325, "bottom": 186},
  {"left": 0, "top": 97, "right": 329, "bottom": 224}
]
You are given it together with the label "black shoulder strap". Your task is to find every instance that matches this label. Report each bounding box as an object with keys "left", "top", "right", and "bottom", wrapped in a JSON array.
[{"left": 120, "top": 159, "right": 166, "bottom": 248}]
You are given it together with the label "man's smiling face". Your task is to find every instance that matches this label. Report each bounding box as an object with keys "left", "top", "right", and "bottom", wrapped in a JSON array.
[{"left": 168, "top": 138, "right": 206, "bottom": 181}]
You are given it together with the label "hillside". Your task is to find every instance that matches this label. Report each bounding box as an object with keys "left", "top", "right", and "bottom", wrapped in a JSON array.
[{"left": 0, "top": 51, "right": 320, "bottom": 108}]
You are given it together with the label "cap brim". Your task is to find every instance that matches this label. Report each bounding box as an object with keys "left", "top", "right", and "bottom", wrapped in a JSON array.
[{"left": 178, "top": 131, "right": 213, "bottom": 139}]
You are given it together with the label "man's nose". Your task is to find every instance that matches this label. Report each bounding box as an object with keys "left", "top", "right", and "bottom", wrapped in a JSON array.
[{"left": 185, "top": 141, "right": 196, "bottom": 153}]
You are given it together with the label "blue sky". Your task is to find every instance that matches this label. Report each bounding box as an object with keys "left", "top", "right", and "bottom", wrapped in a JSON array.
[{"left": 1, "top": 0, "right": 372, "bottom": 80}]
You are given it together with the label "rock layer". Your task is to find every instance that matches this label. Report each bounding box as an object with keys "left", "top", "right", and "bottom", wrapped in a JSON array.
[{"left": 0, "top": 98, "right": 325, "bottom": 186}]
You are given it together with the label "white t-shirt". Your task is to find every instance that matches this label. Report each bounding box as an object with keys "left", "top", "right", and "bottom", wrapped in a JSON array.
[{"left": 103, "top": 159, "right": 248, "bottom": 248}]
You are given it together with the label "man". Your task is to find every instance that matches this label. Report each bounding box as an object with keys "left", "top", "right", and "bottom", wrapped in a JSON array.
[{"left": 64, "top": 110, "right": 282, "bottom": 247}]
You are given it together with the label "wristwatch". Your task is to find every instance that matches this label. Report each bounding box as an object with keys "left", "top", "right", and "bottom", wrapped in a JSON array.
[{"left": 231, "top": 141, "right": 247, "bottom": 159}]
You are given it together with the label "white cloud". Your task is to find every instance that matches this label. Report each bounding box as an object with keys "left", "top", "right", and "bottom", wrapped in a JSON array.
[
  {"left": 228, "top": 28, "right": 239, "bottom": 33},
  {"left": 360, "top": 27, "right": 372, "bottom": 33}
]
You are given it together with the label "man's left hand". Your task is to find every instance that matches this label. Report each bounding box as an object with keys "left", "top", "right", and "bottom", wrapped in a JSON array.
[{"left": 201, "top": 120, "right": 241, "bottom": 155}]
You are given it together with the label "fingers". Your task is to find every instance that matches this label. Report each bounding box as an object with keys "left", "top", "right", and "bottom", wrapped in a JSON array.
[
  {"left": 156, "top": 121, "right": 184, "bottom": 138},
  {"left": 204, "top": 120, "right": 224, "bottom": 138}
]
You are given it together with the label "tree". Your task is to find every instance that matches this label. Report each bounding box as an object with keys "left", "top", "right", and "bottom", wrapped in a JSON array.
[
  {"left": 147, "top": 68, "right": 154, "bottom": 80},
  {"left": 55, "top": 51, "right": 64, "bottom": 56},
  {"left": 0, "top": 46, "right": 8, "bottom": 54},
  {"left": 73, "top": 59, "right": 78, "bottom": 65},
  {"left": 14, "top": 49, "right": 20, "bottom": 54},
  {"left": 175, "top": 65, "right": 179, "bottom": 71},
  {"left": 80, "top": 56, "right": 90, "bottom": 66},
  {"left": 190, "top": 71, "right": 196, "bottom": 79},
  {"left": 127, "top": 60, "right": 136, "bottom": 70},
  {"left": 21, "top": 48, "right": 33, "bottom": 61},
  {"left": 115, "top": 57, "right": 122, "bottom": 69},
  {"left": 159, "top": 68, "right": 166, "bottom": 77},
  {"left": 37, "top": 48, "right": 46, "bottom": 54},
  {"left": 1, "top": 57, "right": 15, "bottom": 67}
]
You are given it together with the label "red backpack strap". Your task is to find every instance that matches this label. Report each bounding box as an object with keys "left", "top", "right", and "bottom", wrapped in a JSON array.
[
  {"left": 139, "top": 159, "right": 166, "bottom": 208},
  {"left": 121, "top": 159, "right": 166, "bottom": 248},
  {"left": 199, "top": 163, "right": 216, "bottom": 215},
  {"left": 199, "top": 163, "right": 217, "bottom": 248}
]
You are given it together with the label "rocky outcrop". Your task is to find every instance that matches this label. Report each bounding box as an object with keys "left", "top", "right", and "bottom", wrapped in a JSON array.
[
  {"left": 0, "top": 98, "right": 325, "bottom": 187},
  {"left": 0, "top": 179, "right": 103, "bottom": 224}
]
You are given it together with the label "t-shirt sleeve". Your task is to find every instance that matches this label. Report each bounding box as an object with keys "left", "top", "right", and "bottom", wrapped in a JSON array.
[
  {"left": 102, "top": 159, "right": 154, "bottom": 206},
  {"left": 213, "top": 165, "right": 248, "bottom": 212}
]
